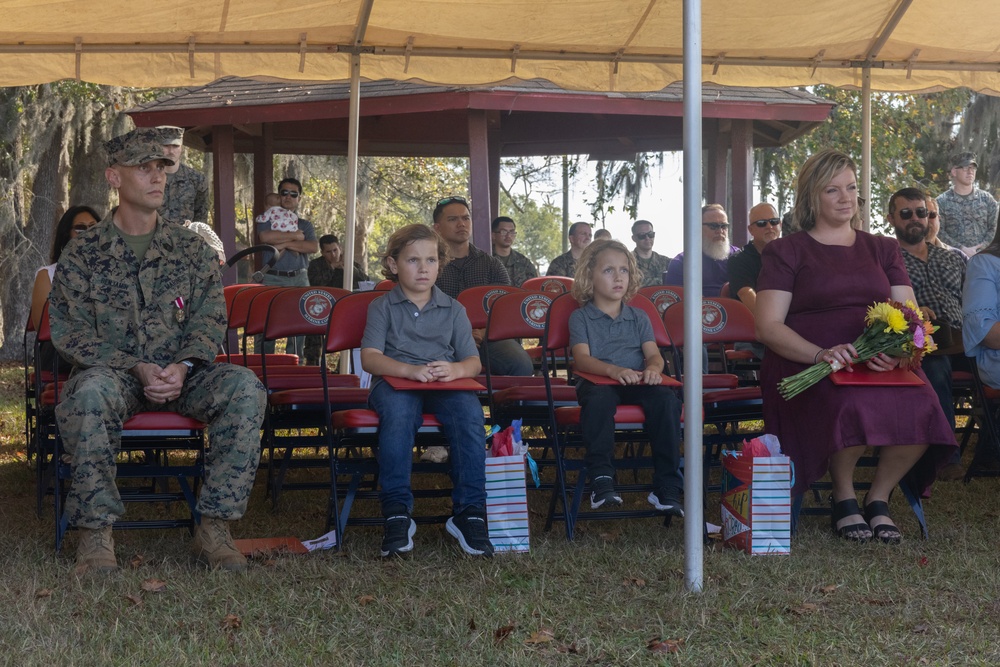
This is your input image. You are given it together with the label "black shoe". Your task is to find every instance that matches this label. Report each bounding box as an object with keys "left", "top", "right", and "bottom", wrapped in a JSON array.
[
  {"left": 589, "top": 476, "right": 623, "bottom": 509},
  {"left": 381, "top": 512, "right": 416, "bottom": 557},
  {"left": 647, "top": 489, "right": 684, "bottom": 517},
  {"left": 445, "top": 508, "right": 494, "bottom": 557}
]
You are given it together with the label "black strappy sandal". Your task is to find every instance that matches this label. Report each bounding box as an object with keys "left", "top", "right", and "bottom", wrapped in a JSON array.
[
  {"left": 831, "top": 497, "right": 871, "bottom": 542},
  {"left": 863, "top": 499, "right": 902, "bottom": 544}
]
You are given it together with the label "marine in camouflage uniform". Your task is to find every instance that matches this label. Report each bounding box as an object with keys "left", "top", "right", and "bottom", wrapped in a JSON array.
[
  {"left": 49, "top": 127, "right": 265, "bottom": 545},
  {"left": 159, "top": 163, "right": 209, "bottom": 224},
  {"left": 157, "top": 126, "right": 209, "bottom": 224}
]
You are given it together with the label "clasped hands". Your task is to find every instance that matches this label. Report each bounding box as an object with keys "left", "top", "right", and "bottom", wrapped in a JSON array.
[
  {"left": 132, "top": 362, "right": 188, "bottom": 404},
  {"left": 816, "top": 344, "right": 899, "bottom": 372},
  {"left": 409, "top": 360, "right": 462, "bottom": 383},
  {"left": 611, "top": 366, "right": 663, "bottom": 385}
]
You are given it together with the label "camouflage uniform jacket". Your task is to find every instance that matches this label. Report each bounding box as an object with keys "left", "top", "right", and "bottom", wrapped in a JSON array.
[
  {"left": 159, "top": 163, "right": 209, "bottom": 224},
  {"left": 49, "top": 213, "right": 225, "bottom": 372},
  {"left": 493, "top": 249, "right": 537, "bottom": 287},
  {"left": 635, "top": 250, "right": 670, "bottom": 287},
  {"left": 937, "top": 187, "right": 999, "bottom": 250},
  {"left": 546, "top": 250, "right": 578, "bottom": 278}
]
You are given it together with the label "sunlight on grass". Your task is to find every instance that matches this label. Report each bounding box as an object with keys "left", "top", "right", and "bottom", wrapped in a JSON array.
[{"left": 3, "top": 361, "right": 1000, "bottom": 665}]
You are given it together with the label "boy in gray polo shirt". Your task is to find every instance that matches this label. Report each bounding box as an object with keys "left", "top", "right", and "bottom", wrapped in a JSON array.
[{"left": 361, "top": 224, "right": 492, "bottom": 558}]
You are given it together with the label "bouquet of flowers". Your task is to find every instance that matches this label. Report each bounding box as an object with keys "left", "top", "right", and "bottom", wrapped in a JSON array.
[{"left": 778, "top": 299, "right": 937, "bottom": 400}]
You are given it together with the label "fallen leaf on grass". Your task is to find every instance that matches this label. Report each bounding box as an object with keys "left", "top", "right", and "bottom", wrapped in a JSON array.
[
  {"left": 818, "top": 584, "right": 839, "bottom": 595},
  {"left": 912, "top": 623, "right": 931, "bottom": 634},
  {"left": 357, "top": 595, "right": 376, "bottom": 606},
  {"left": 647, "top": 637, "right": 683, "bottom": 653},
  {"left": 35, "top": 589, "right": 53, "bottom": 599},
  {"left": 494, "top": 624, "right": 515, "bottom": 644},
  {"left": 124, "top": 593, "right": 143, "bottom": 607},
  {"left": 524, "top": 628, "right": 555, "bottom": 645},
  {"left": 220, "top": 614, "right": 241, "bottom": 631},
  {"left": 141, "top": 578, "right": 167, "bottom": 593},
  {"left": 128, "top": 554, "right": 144, "bottom": 569},
  {"left": 864, "top": 598, "right": 894, "bottom": 606},
  {"left": 788, "top": 602, "right": 820, "bottom": 615},
  {"left": 623, "top": 577, "right": 646, "bottom": 588},
  {"left": 557, "top": 642, "right": 578, "bottom": 654}
]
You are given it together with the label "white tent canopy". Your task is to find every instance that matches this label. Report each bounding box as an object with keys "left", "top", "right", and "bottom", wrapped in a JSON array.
[
  {"left": 8, "top": 0, "right": 991, "bottom": 593},
  {"left": 4, "top": 0, "right": 1000, "bottom": 93}
]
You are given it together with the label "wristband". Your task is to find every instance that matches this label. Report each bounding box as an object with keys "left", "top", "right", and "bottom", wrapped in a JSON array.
[{"left": 813, "top": 349, "right": 826, "bottom": 364}]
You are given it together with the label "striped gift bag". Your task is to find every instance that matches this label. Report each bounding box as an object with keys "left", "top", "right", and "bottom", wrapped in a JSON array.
[
  {"left": 721, "top": 453, "right": 792, "bottom": 555},
  {"left": 485, "top": 455, "right": 530, "bottom": 553}
]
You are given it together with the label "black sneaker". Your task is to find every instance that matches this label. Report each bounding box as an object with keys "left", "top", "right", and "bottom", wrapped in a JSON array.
[
  {"left": 647, "top": 489, "right": 684, "bottom": 517},
  {"left": 380, "top": 512, "right": 416, "bottom": 557},
  {"left": 589, "top": 476, "right": 623, "bottom": 509},
  {"left": 445, "top": 508, "right": 494, "bottom": 557}
]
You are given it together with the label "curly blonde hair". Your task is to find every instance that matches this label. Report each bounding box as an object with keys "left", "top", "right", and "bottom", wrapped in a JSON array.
[
  {"left": 571, "top": 239, "right": 641, "bottom": 305},
  {"left": 380, "top": 224, "right": 450, "bottom": 281}
]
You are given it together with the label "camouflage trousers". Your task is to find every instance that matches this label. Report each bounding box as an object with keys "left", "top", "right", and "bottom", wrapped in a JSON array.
[{"left": 55, "top": 364, "right": 266, "bottom": 529}]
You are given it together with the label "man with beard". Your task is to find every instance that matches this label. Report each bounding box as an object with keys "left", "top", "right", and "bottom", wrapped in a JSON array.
[
  {"left": 890, "top": 187, "right": 968, "bottom": 480},
  {"left": 663, "top": 204, "right": 739, "bottom": 295}
]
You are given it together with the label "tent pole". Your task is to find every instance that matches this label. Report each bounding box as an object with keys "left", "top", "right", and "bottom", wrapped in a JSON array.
[
  {"left": 340, "top": 52, "right": 361, "bottom": 374},
  {"left": 862, "top": 67, "right": 872, "bottom": 231},
  {"left": 682, "top": 0, "right": 704, "bottom": 595}
]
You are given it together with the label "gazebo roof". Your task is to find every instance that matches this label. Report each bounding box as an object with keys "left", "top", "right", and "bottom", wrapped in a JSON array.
[{"left": 128, "top": 76, "right": 834, "bottom": 157}]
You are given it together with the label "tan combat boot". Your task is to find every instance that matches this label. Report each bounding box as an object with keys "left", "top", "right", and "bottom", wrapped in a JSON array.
[
  {"left": 191, "top": 517, "right": 247, "bottom": 571},
  {"left": 75, "top": 526, "right": 118, "bottom": 574}
]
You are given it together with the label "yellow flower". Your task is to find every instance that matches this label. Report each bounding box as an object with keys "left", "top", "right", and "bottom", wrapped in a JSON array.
[{"left": 866, "top": 302, "right": 907, "bottom": 333}]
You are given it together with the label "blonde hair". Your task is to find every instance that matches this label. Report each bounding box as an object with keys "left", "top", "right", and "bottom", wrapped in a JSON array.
[
  {"left": 571, "top": 240, "right": 641, "bottom": 305},
  {"left": 792, "top": 149, "right": 862, "bottom": 231},
  {"left": 380, "top": 224, "right": 450, "bottom": 281}
]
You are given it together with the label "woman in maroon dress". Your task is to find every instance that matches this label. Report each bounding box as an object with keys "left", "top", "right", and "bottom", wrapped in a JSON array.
[{"left": 755, "top": 149, "right": 955, "bottom": 543}]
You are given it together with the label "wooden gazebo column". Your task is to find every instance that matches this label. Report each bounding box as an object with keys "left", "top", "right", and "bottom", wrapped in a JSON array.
[
  {"left": 730, "top": 119, "right": 753, "bottom": 248},
  {"left": 211, "top": 124, "right": 237, "bottom": 282},
  {"left": 253, "top": 124, "right": 275, "bottom": 224},
  {"left": 467, "top": 109, "right": 492, "bottom": 251}
]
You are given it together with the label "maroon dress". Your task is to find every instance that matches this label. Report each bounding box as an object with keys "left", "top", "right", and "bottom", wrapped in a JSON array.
[{"left": 757, "top": 230, "right": 956, "bottom": 495}]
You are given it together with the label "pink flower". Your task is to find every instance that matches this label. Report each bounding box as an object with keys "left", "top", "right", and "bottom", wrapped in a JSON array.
[{"left": 913, "top": 324, "right": 925, "bottom": 349}]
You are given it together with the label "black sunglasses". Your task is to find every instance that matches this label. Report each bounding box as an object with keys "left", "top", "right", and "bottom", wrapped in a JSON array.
[
  {"left": 752, "top": 218, "right": 781, "bottom": 228},
  {"left": 898, "top": 207, "right": 928, "bottom": 221},
  {"left": 634, "top": 231, "right": 655, "bottom": 240},
  {"left": 280, "top": 189, "right": 300, "bottom": 198},
  {"left": 436, "top": 196, "right": 469, "bottom": 208}
]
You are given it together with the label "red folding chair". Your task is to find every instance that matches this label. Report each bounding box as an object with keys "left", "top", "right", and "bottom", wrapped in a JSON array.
[
  {"left": 523, "top": 275, "right": 574, "bottom": 294},
  {"left": 257, "top": 286, "right": 357, "bottom": 505},
  {"left": 35, "top": 303, "right": 208, "bottom": 552},
  {"left": 637, "top": 285, "right": 684, "bottom": 315},
  {"left": 374, "top": 279, "right": 396, "bottom": 291},
  {"left": 541, "top": 292, "right": 684, "bottom": 540},
  {"left": 321, "top": 291, "right": 463, "bottom": 546},
  {"left": 456, "top": 284, "right": 528, "bottom": 398}
]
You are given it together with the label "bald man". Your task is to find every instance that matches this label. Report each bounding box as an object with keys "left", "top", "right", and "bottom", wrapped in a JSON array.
[{"left": 727, "top": 203, "right": 782, "bottom": 314}]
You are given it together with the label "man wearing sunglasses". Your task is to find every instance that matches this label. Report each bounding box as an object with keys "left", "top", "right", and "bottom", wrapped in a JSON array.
[
  {"left": 664, "top": 204, "right": 739, "bottom": 296},
  {"left": 889, "top": 186, "right": 969, "bottom": 480},
  {"left": 156, "top": 126, "right": 209, "bottom": 226},
  {"left": 728, "top": 203, "right": 782, "bottom": 314},
  {"left": 937, "top": 152, "right": 999, "bottom": 258},
  {"left": 255, "top": 177, "right": 319, "bottom": 359},
  {"left": 630, "top": 220, "right": 670, "bottom": 287}
]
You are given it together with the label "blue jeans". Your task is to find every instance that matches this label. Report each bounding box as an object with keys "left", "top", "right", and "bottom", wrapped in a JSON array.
[
  {"left": 481, "top": 339, "right": 533, "bottom": 376},
  {"left": 368, "top": 380, "right": 486, "bottom": 515}
]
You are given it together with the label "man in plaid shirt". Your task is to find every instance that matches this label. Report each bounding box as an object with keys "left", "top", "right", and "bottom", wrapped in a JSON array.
[{"left": 890, "top": 186, "right": 967, "bottom": 479}]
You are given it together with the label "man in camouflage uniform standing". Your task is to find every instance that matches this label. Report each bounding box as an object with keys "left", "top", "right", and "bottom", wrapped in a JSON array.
[
  {"left": 157, "top": 125, "right": 209, "bottom": 224},
  {"left": 49, "top": 127, "right": 266, "bottom": 573},
  {"left": 937, "top": 151, "right": 999, "bottom": 257}
]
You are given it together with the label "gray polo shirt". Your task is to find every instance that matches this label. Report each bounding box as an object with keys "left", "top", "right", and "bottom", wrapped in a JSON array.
[
  {"left": 256, "top": 216, "right": 316, "bottom": 272},
  {"left": 362, "top": 285, "right": 479, "bottom": 370},
  {"left": 569, "top": 301, "right": 654, "bottom": 370}
]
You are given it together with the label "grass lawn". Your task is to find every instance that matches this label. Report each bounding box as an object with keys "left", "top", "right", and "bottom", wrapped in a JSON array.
[{"left": 2, "top": 361, "right": 1000, "bottom": 666}]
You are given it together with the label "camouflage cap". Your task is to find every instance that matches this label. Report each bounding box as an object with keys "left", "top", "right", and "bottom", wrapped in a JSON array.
[
  {"left": 104, "top": 128, "right": 176, "bottom": 167},
  {"left": 949, "top": 151, "right": 978, "bottom": 169},
  {"left": 156, "top": 125, "right": 184, "bottom": 146}
]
